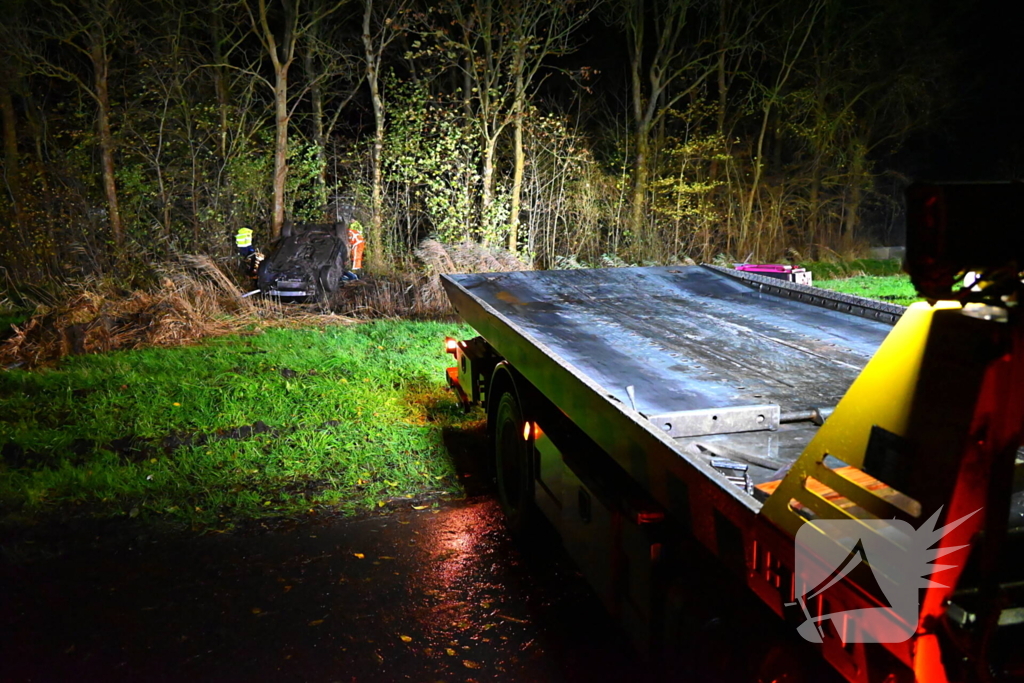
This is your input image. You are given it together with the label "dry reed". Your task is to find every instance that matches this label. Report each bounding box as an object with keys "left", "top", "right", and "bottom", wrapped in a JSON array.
[{"left": 0, "top": 256, "right": 359, "bottom": 369}]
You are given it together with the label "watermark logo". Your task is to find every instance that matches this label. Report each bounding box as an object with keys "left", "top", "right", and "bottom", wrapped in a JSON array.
[{"left": 790, "top": 507, "right": 980, "bottom": 643}]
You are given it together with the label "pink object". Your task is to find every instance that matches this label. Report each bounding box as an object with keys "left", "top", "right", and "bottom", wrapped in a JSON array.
[
  {"left": 735, "top": 263, "right": 812, "bottom": 286},
  {"left": 736, "top": 264, "right": 794, "bottom": 273}
]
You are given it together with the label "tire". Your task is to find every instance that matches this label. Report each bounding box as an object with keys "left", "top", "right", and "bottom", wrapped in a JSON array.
[
  {"left": 256, "top": 259, "right": 271, "bottom": 294},
  {"left": 281, "top": 221, "right": 293, "bottom": 238},
  {"left": 493, "top": 388, "right": 536, "bottom": 535},
  {"left": 318, "top": 266, "right": 338, "bottom": 299}
]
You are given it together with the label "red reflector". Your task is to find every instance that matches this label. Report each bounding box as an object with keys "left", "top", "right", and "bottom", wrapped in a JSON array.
[
  {"left": 635, "top": 510, "right": 665, "bottom": 524},
  {"left": 445, "top": 337, "right": 458, "bottom": 353}
]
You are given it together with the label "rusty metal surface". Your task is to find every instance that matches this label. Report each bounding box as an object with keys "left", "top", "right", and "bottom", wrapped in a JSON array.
[{"left": 443, "top": 266, "right": 892, "bottom": 418}]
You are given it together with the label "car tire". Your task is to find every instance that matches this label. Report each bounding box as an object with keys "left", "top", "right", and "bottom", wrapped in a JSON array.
[
  {"left": 256, "top": 259, "right": 271, "bottom": 294},
  {"left": 318, "top": 266, "right": 338, "bottom": 299}
]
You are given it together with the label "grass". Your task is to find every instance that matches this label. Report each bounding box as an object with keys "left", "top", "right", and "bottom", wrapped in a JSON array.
[
  {"left": 0, "top": 320, "right": 478, "bottom": 530},
  {"left": 804, "top": 259, "right": 921, "bottom": 306},
  {"left": 0, "top": 256, "right": 919, "bottom": 534},
  {"left": 814, "top": 275, "right": 920, "bottom": 306}
]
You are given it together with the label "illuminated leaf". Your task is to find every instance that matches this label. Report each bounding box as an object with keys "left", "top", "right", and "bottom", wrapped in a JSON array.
[
  {"left": 399, "top": 634, "right": 412, "bottom": 643},
  {"left": 463, "top": 660, "right": 480, "bottom": 669},
  {"left": 353, "top": 553, "right": 365, "bottom": 559},
  {"left": 309, "top": 619, "right": 324, "bottom": 626}
]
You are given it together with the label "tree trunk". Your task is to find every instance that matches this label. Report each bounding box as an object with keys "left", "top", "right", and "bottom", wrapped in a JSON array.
[
  {"left": 808, "top": 153, "right": 821, "bottom": 254},
  {"left": 271, "top": 69, "right": 289, "bottom": 240},
  {"left": 261, "top": 0, "right": 296, "bottom": 241},
  {"left": 481, "top": 140, "right": 495, "bottom": 244},
  {"left": 363, "top": 0, "right": 384, "bottom": 271},
  {"left": 0, "top": 66, "right": 21, "bottom": 219},
  {"left": 630, "top": 121, "right": 651, "bottom": 255},
  {"left": 741, "top": 108, "right": 769, "bottom": 255},
  {"left": 91, "top": 38, "right": 123, "bottom": 249},
  {"left": 509, "top": 110, "right": 524, "bottom": 253},
  {"left": 710, "top": 0, "right": 727, "bottom": 181},
  {"left": 843, "top": 137, "right": 865, "bottom": 246},
  {"left": 210, "top": 8, "right": 230, "bottom": 159}
]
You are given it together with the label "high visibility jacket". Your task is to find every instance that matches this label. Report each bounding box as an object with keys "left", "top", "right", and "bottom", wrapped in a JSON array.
[
  {"left": 235, "top": 228, "right": 254, "bottom": 248},
  {"left": 349, "top": 223, "right": 366, "bottom": 270}
]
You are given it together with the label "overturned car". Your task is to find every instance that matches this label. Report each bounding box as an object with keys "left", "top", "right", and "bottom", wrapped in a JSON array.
[{"left": 256, "top": 221, "right": 354, "bottom": 299}]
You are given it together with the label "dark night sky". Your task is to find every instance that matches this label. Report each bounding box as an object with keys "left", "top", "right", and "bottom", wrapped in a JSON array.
[{"left": 911, "top": 0, "right": 1024, "bottom": 180}]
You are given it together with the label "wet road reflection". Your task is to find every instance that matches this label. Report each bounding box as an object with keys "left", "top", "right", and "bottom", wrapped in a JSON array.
[{"left": 2, "top": 497, "right": 652, "bottom": 682}]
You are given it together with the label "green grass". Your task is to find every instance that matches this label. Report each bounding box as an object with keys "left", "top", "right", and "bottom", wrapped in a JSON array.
[
  {"left": 0, "top": 320, "right": 477, "bottom": 529},
  {"left": 801, "top": 259, "right": 921, "bottom": 306},
  {"left": 814, "top": 275, "right": 921, "bottom": 306}
]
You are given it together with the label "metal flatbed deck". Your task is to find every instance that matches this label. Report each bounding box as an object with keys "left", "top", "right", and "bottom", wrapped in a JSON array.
[
  {"left": 443, "top": 265, "right": 900, "bottom": 496},
  {"left": 448, "top": 265, "right": 893, "bottom": 414}
]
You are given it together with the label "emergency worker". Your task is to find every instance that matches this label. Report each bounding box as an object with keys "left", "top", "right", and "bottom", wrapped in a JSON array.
[
  {"left": 347, "top": 220, "right": 366, "bottom": 276},
  {"left": 234, "top": 227, "right": 262, "bottom": 278}
]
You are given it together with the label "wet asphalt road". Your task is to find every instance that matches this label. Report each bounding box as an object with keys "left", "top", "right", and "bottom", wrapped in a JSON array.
[{"left": 1, "top": 497, "right": 654, "bottom": 683}]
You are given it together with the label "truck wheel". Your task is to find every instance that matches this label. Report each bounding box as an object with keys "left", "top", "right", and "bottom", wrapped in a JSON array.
[{"left": 493, "top": 389, "right": 536, "bottom": 535}]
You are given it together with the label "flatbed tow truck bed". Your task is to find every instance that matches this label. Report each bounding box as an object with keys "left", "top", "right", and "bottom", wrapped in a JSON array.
[
  {"left": 443, "top": 264, "right": 899, "bottom": 492},
  {"left": 442, "top": 258, "right": 1024, "bottom": 683}
]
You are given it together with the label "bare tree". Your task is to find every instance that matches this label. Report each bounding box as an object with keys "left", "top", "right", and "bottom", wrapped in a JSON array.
[
  {"left": 303, "top": 5, "right": 363, "bottom": 221},
  {"left": 737, "top": 1, "right": 820, "bottom": 253},
  {"left": 437, "top": 0, "right": 592, "bottom": 250},
  {"left": 249, "top": 0, "right": 347, "bottom": 240},
  {"left": 26, "top": 0, "right": 131, "bottom": 249},
  {"left": 618, "top": 0, "right": 718, "bottom": 257},
  {"left": 361, "top": 0, "right": 408, "bottom": 270}
]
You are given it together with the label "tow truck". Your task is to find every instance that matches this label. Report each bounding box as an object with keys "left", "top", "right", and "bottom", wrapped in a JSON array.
[{"left": 441, "top": 182, "right": 1024, "bottom": 682}]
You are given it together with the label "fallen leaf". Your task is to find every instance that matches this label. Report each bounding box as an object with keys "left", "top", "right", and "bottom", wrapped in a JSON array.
[
  {"left": 283, "top": 586, "right": 292, "bottom": 593},
  {"left": 463, "top": 660, "right": 480, "bottom": 669},
  {"left": 251, "top": 608, "right": 262, "bottom": 614},
  {"left": 498, "top": 614, "right": 529, "bottom": 624},
  {"left": 445, "top": 648, "right": 456, "bottom": 656},
  {"left": 412, "top": 505, "right": 429, "bottom": 510},
  {"left": 399, "top": 635, "right": 412, "bottom": 643},
  {"left": 309, "top": 619, "right": 324, "bottom": 626},
  {"left": 379, "top": 556, "right": 395, "bottom": 560},
  {"left": 353, "top": 553, "right": 365, "bottom": 559}
]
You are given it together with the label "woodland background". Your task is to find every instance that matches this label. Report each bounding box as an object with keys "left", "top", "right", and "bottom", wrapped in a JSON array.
[{"left": 0, "top": 0, "right": 982, "bottom": 282}]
